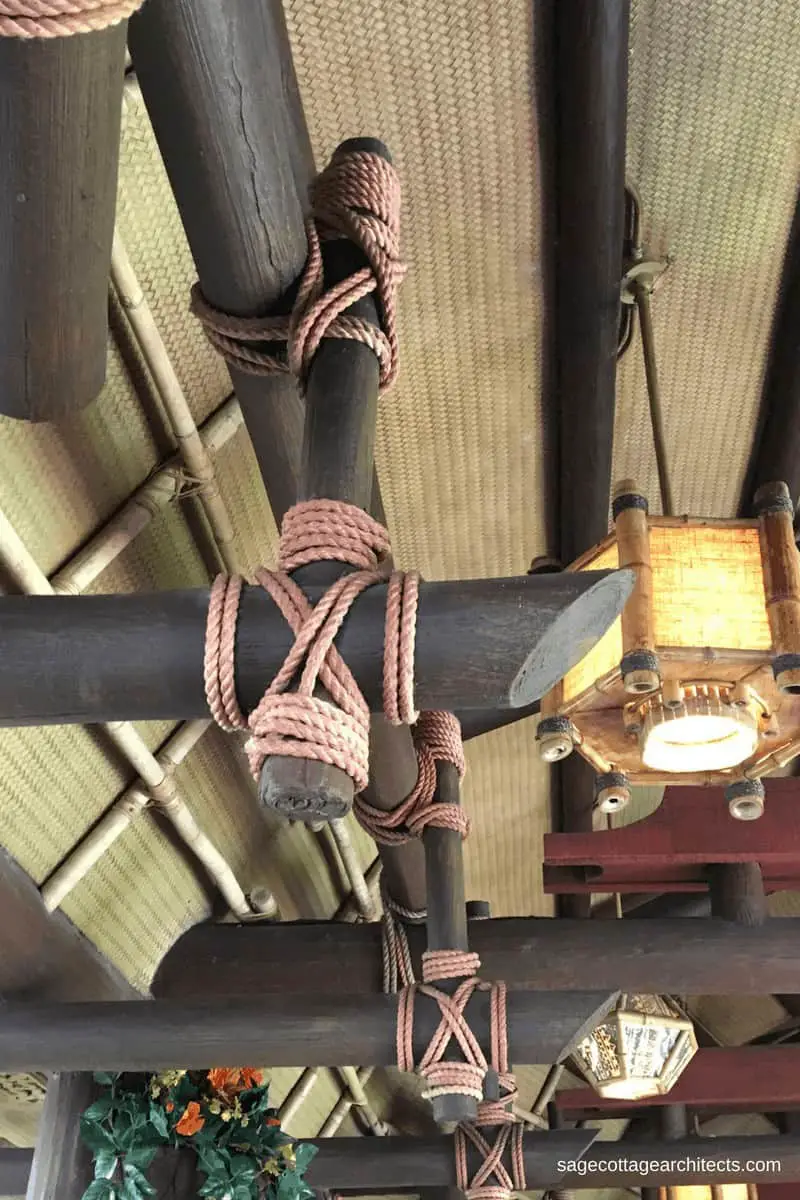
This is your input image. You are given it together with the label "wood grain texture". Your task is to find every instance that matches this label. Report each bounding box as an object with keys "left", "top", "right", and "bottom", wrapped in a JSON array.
[
  {"left": 0, "top": 991, "right": 616, "bottom": 1072},
  {"left": 154, "top": 913, "right": 800, "bottom": 996},
  {"left": 0, "top": 1148, "right": 32, "bottom": 1197},
  {"left": 0, "top": 569, "right": 630, "bottom": 726},
  {"left": 0, "top": 29, "right": 126, "bottom": 420},
  {"left": 0, "top": 848, "right": 139, "bottom": 1001},
  {"left": 709, "top": 862, "right": 768, "bottom": 927},
  {"left": 24, "top": 1073, "right": 93, "bottom": 1200}
]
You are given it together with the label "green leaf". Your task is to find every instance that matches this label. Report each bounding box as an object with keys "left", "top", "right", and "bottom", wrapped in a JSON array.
[
  {"left": 123, "top": 1164, "right": 156, "bottom": 1197},
  {"left": 148, "top": 1103, "right": 169, "bottom": 1139},
  {"left": 93, "top": 1073, "right": 116, "bottom": 1088},
  {"left": 93, "top": 1151, "right": 117, "bottom": 1180},
  {"left": 197, "top": 1145, "right": 228, "bottom": 1174},
  {"left": 80, "top": 1119, "right": 117, "bottom": 1155},
  {"left": 230, "top": 1153, "right": 258, "bottom": 1181},
  {"left": 293, "top": 1142, "right": 317, "bottom": 1173},
  {"left": 119, "top": 1179, "right": 142, "bottom": 1200},
  {"left": 81, "top": 1181, "right": 115, "bottom": 1200},
  {"left": 198, "top": 1179, "right": 221, "bottom": 1198},
  {"left": 233, "top": 1186, "right": 253, "bottom": 1200},
  {"left": 125, "top": 1146, "right": 159, "bottom": 1173},
  {"left": 84, "top": 1096, "right": 114, "bottom": 1122}
]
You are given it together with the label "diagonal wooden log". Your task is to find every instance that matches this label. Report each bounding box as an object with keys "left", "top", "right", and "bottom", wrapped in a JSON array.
[
  {"left": 0, "top": 29, "right": 127, "bottom": 420},
  {"left": 0, "top": 991, "right": 616, "bottom": 1073},
  {"left": 153, "top": 914, "right": 800, "bottom": 997},
  {"left": 129, "top": 2, "right": 437, "bottom": 913},
  {"left": 0, "top": 569, "right": 631, "bottom": 727},
  {"left": 0, "top": 847, "right": 139, "bottom": 1001}
]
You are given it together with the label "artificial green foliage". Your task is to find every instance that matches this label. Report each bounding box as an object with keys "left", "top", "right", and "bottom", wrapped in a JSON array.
[{"left": 80, "top": 1070, "right": 317, "bottom": 1200}]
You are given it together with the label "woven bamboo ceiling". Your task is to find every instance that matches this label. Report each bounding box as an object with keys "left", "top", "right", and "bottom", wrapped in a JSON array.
[{"left": 3, "top": 0, "right": 800, "bottom": 1195}]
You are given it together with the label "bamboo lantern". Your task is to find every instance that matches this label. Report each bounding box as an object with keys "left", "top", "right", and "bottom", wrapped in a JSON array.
[
  {"left": 573, "top": 994, "right": 697, "bottom": 1102},
  {"left": 657, "top": 1188, "right": 758, "bottom": 1199},
  {"left": 536, "top": 480, "right": 800, "bottom": 818}
]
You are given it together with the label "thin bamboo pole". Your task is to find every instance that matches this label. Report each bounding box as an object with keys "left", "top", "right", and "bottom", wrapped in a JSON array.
[
  {"left": 325, "top": 820, "right": 376, "bottom": 921},
  {"left": 334, "top": 857, "right": 382, "bottom": 922},
  {"left": 319, "top": 1068, "right": 377, "bottom": 1137},
  {"left": 0, "top": 507, "right": 271, "bottom": 920},
  {"left": 50, "top": 395, "right": 242, "bottom": 595},
  {"left": 280, "top": 1069, "right": 321, "bottom": 1129},
  {"left": 110, "top": 230, "right": 240, "bottom": 574}
]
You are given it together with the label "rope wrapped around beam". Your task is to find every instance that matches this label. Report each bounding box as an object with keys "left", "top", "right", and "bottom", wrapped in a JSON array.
[
  {"left": 0, "top": 0, "right": 141, "bottom": 37},
  {"left": 204, "top": 499, "right": 420, "bottom": 792},
  {"left": 191, "top": 147, "right": 406, "bottom": 390}
]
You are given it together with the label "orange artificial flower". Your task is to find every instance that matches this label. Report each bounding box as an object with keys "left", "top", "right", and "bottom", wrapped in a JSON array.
[
  {"left": 208, "top": 1067, "right": 264, "bottom": 1096},
  {"left": 265, "top": 1116, "right": 281, "bottom": 1126},
  {"left": 165, "top": 1102, "right": 175, "bottom": 1113},
  {"left": 176, "top": 1101, "right": 205, "bottom": 1136},
  {"left": 239, "top": 1068, "right": 263, "bottom": 1089}
]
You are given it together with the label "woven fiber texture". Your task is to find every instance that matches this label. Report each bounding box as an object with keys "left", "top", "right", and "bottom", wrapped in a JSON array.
[{"left": 615, "top": 0, "right": 800, "bottom": 518}]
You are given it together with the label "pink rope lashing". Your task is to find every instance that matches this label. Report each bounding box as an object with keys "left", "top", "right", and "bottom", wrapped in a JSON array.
[
  {"left": 191, "top": 148, "right": 406, "bottom": 390},
  {"left": 454, "top": 1122, "right": 526, "bottom": 1200},
  {"left": 396, "top": 950, "right": 508, "bottom": 1107},
  {"left": 0, "top": 0, "right": 141, "bottom": 36},
  {"left": 355, "top": 710, "right": 469, "bottom": 844},
  {"left": 203, "top": 499, "right": 421, "bottom": 793}
]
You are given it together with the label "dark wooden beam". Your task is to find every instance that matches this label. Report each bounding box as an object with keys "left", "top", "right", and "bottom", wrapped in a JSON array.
[
  {"left": 0, "top": 991, "right": 616, "bottom": 1072},
  {"left": 551, "top": 0, "right": 631, "bottom": 917},
  {"left": 303, "top": 1133, "right": 792, "bottom": 1190},
  {"left": 557, "top": 1047, "right": 800, "bottom": 1120},
  {"left": 0, "top": 847, "right": 139, "bottom": 1001},
  {"left": 153, "top": 914, "right": 800, "bottom": 997},
  {"left": 0, "top": 1148, "right": 33, "bottom": 1197},
  {"left": 709, "top": 862, "right": 768, "bottom": 926},
  {"left": 0, "top": 30, "right": 126, "bottom": 421},
  {"left": 0, "top": 569, "right": 631, "bottom": 726},
  {"left": 741, "top": 194, "right": 800, "bottom": 516},
  {"left": 25, "top": 1073, "right": 93, "bottom": 1200},
  {"left": 128, "top": 0, "right": 312, "bottom": 517}
]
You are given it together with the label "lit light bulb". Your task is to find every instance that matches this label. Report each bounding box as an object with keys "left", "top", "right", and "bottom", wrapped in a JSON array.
[{"left": 641, "top": 689, "right": 758, "bottom": 773}]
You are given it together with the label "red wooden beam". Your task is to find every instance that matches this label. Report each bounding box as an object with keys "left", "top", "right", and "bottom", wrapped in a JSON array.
[
  {"left": 556, "top": 1047, "right": 800, "bottom": 1120},
  {"left": 543, "top": 779, "right": 800, "bottom": 894}
]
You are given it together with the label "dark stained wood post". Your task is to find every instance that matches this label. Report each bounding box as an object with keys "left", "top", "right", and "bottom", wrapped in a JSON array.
[
  {"left": 550, "top": 0, "right": 631, "bottom": 916},
  {"left": 0, "top": 29, "right": 127, "bottom": 420},
  {"left": 0, "top": 991, "right": 616, "bottom": 1073},
  {"left": 0, "top": 1148, "right": 33, "bottom": 1196},
  {"left": 423, "top": 759, "right": 476, "bottom": 1126},
  {"left": 25, "top": 1073, "right": 94, "bottom": 1200},
  {"left": 258, "top": 137, "right": 422, "bottom": 853},
  {"left": 128, "top": 3, "right": 425, "bottom": 912},
  {"left": 154, "top": 915, "right": 800, "bottom": 997},
  {"left": 708, "top": 862, "right": 768, "bottom": 927},
  {"left": 0, "top": 569, "right": 631, "bottom": 727}
]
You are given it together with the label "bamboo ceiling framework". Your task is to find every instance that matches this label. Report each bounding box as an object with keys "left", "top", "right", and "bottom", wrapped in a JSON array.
[{"left": 2, "top": 0, "right": 800, "bottom": 1197}]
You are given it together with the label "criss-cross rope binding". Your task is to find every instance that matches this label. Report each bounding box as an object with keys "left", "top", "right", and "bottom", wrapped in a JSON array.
[
  {"left": 355, "top": 709, "right": 470, "bottom": 843},
  {"left": 204, "top": 499, "right": 425, "bottom": 792},
  {"left": 0, "top": 0, "right": 141, "bottom": 36},
  {"left": 454, "top": 1121, "right": 526, "bottom": 1200},
  {"left": 191, "top": 147, "right": 406, "bottom": 390}
]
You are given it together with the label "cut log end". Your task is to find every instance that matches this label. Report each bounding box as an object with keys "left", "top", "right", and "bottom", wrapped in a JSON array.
[
  {"left": 430, "top": 1092, "right": 478, "bottom": 1130},
  {"left": 258, "top": 757, "right": 354, "bottom": 822}
]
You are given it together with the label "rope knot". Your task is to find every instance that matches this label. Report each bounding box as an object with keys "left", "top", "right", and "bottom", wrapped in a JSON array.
[
  {"left": 0, "top": 0, "right": 143, "bottom": 38},
  {"left": 191, "top": 146, "right": 405, "bottom": 388},
  {"left": 455, "top": 1122, "right": 526, "bottom": 1200}
]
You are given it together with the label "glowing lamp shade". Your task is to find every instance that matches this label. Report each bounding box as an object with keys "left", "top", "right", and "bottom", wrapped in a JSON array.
[{"left": 641, "top": 693, "right": 759, "bottom": 773}]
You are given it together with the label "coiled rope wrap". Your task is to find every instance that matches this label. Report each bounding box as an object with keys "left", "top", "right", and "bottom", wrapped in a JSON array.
[
  {"left": 0, "top": 0, "right": 141, "bottom": 36},
  {"left": 204, "top": 499, "right": 421, "bottom": 793},
  {"left": 455, "top": 1122, "right": 526, "bottom": 1200},
  {"left": 191, "top": 147, "right": 406, "bottom": 389},
  {"left": 355, "top": 710, "right": 470, "bottom": 843}
]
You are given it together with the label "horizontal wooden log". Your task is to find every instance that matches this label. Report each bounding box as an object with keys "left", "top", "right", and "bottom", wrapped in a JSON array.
[
  {"left": 0, "top": 847, "right": 139, "bottom": 1001},
  {"left": 556, "top": 1046, "right": 800, "bottom": 1120},
  {"left": 0, "top": 30, "right": 126, "bottom": 421},
  {"left": 154, "top": 914, "right": 800, "bottom": 997},
  {"left": 306, "top": 1134, "right": 792, "bottom": 1189},
  {"left": 0, "top": 991, "right": 616, "bottom": 1072},
  {"left": 0, "top": 569, "right": 631, "bottom": 726}
]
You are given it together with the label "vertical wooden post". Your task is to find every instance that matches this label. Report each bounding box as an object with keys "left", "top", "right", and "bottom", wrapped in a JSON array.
[
  {"left": 708, "top": 862, "right": 768, "bottom": 927},
  {"left": 613, "top": 479, "right": 660, "bottom": 695},
  {"left": 756, "top": 480, "right": 800, "bottom": 694},
  {"left": 0, "top": 29, "right": 127, "bottom": 420},
  {"left": 423, "top": 760, "right": 476, "bottom": 1127},
  {"left": 25, "top": 1073, "right": 94, "bottom": 1200}
]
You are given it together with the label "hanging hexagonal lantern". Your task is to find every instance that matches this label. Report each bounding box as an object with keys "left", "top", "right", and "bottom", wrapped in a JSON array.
[
  {"left": 573, "top": 993, "right": 698, "bottom": 1101},
  {"left": 536, "top": 478, "right": 800, "bottom": 819}
]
